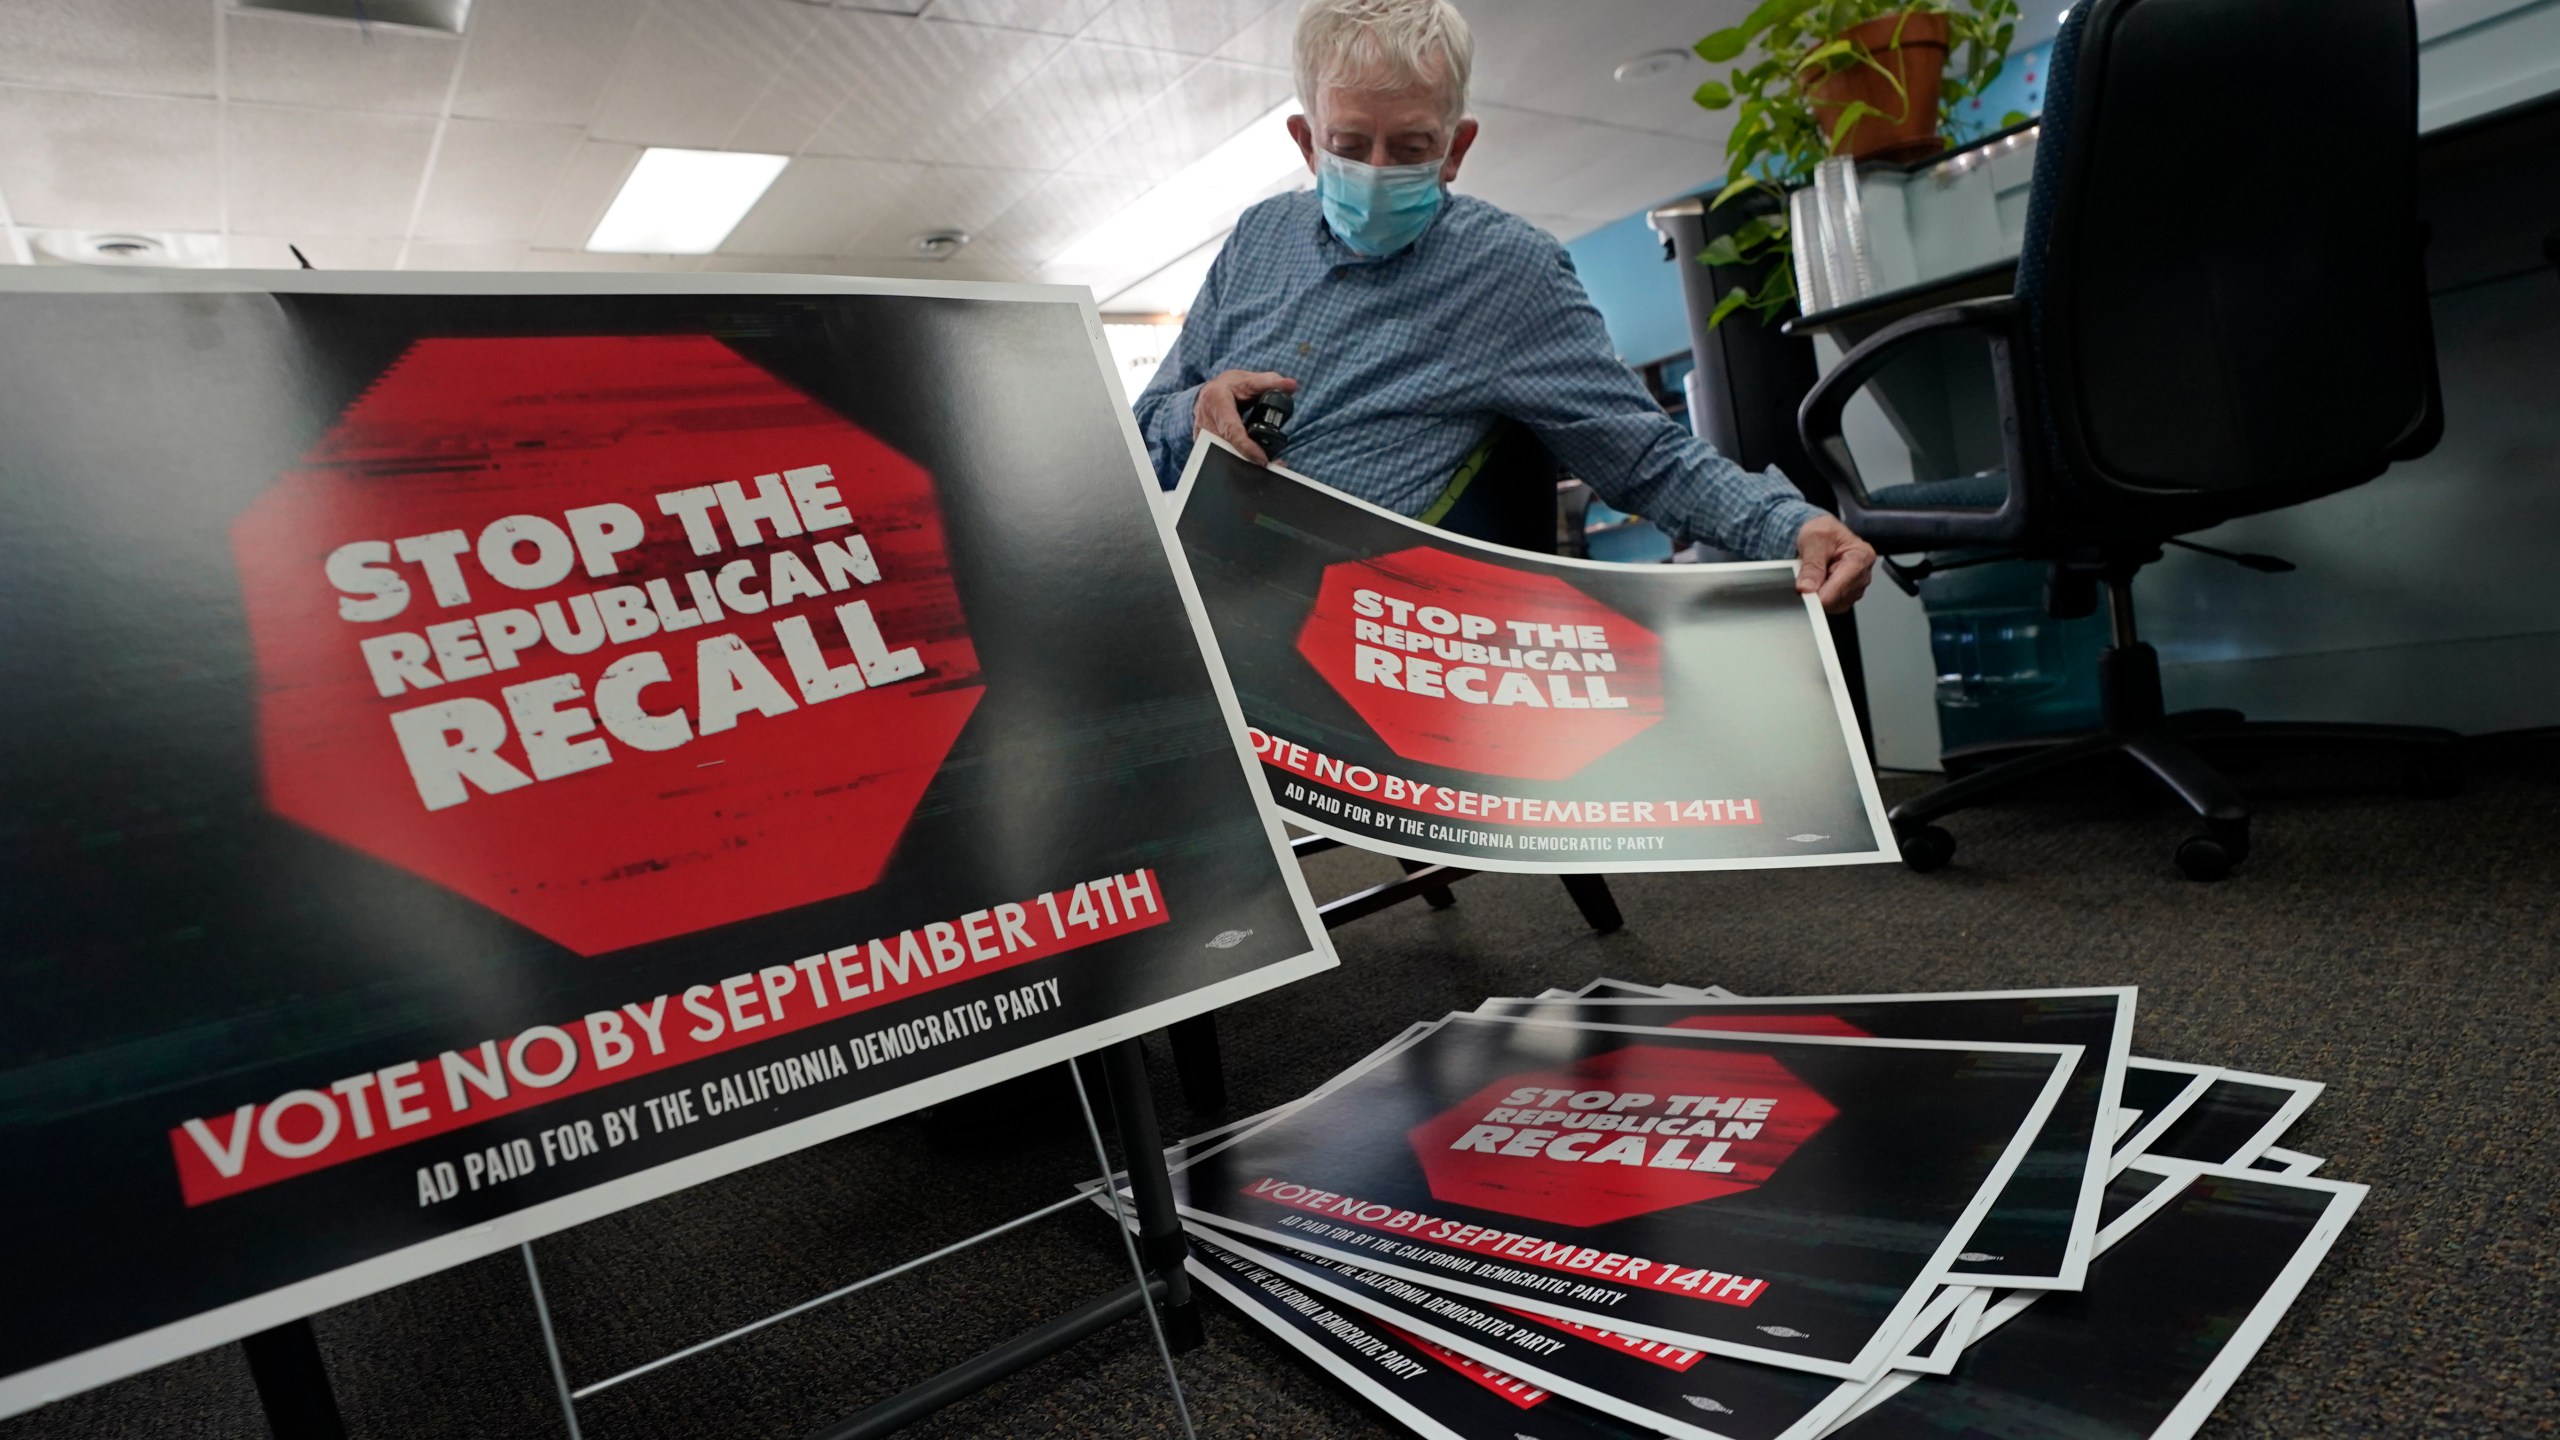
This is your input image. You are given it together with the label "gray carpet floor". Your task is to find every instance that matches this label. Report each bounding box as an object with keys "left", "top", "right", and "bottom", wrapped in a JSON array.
[{"left": 8, "top": 743, "right": 2556, "bottom": 1439}]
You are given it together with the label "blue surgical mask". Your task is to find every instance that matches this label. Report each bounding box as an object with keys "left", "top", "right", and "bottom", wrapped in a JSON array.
[{"left": 1316, "top": 150, "right": 1446, "bottom": 257}]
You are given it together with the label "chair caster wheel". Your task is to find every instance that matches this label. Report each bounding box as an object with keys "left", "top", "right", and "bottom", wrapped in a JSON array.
[
  {"left": 2174, "top": 835, "right": 2237, "bottom": 881},
  {"left": 2405, "top": 753, "right": 2464, "bottom": 798},
  {"left": 1896, "top": 824, "right": 1955, "bottom": 873}
]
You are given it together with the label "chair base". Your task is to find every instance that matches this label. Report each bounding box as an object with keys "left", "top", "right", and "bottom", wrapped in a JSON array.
[{"left": 1894, "top": 645, "right": 2464, "bottom": 880}]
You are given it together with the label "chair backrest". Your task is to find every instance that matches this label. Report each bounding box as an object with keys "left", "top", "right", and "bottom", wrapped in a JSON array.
[
  {"left": 2020, "top": 0, "right": 2438, "bottom": 506},
  {"left": 1431, "top": 421, "right": 1560, "bottom": 553}
]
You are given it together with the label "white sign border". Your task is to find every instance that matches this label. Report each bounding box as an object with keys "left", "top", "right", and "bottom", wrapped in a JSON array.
[
  {"left": 1167, "top": 434, "right": 1901, "bottom": 875},
  {"left": 1192, "top": 1222, "right": 1873, "bottom": 1440},
  {"left": 1821, "top": 1157, "right": 2367, "bottom": 1440},
  {"left": 1169, "top": 1012, "right": 2081, "bottom": 1383},
  {"left": 1470, "top": 987, "right": 2137, "bottom": 1290}
]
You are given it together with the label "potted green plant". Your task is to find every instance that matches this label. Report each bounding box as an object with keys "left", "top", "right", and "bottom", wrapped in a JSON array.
[{"left": 1690, "top": 0, "right": 2026, "bottom": 327}]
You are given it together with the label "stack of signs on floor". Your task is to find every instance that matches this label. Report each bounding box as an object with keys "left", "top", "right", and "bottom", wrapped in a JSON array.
[{"left": 1119, "top": 980, "right": 2358, "bottom": 1440}]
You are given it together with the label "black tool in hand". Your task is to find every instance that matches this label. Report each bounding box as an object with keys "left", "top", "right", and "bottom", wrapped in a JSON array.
[{"left": 1239, "top": 388, "right": 1295, "bottom": 457}]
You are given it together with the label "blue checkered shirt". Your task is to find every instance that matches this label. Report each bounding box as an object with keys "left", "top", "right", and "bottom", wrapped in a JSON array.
[{"left": 1133, "top": 190, "right": 1823, "bottom": 560}]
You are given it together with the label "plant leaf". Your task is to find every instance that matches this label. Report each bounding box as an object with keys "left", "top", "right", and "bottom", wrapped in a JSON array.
[
  {"left": 1696, "top": 27, "right": 1750, "bottom": 62},
  {"left": 1710, "top": 175, "right": 1773, "bottom": 209},
  {"left": 1733, "top": 213, "right": 1787, "bottom": 247},
  {"left": 1707, "top": 284, "right": 1754, "bottom": 328},
  {"left": 1693, "top": 79, "right": 1734, "bottom": 109},
  {"left": 1698, "top": 235, "right": 1747, "bottom": 266},
  {"left": 1825, "top": 99, "right": 1883, "bottom": 152},
  {"left": 1852, "top": 49, "right": 1912, "bottom": 104},
  {"left": 1697, "top": 0, "right": 1815, "bottom": 69},
  {"left": 1795, "top": 37, "right": 1857, "bottom": 70}
]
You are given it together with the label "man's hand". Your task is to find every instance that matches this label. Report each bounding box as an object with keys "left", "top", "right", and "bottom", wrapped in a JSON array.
[
  {"left": 1795, "top": 515, "right": 1877, "bottom": 613},
  {"left": 1194, "top": 370, "right": 1299, "bottom": 464}
]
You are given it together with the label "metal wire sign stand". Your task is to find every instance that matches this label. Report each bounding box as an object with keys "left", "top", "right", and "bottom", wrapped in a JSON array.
[{"left": 243, "top": 1039, "right": 1201, "bottom": 1440}]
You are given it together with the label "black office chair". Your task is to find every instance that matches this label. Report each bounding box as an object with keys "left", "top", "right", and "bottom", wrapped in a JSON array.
[
  {"left": 1798, "top": 0, "right": 2462, "bottom": 880},
  {"left": 1434, "top": 418, "right": 1571, "bottom": 554},
  {"left": 1391, "top": 419, "right": 1625, "bottom": 933}
]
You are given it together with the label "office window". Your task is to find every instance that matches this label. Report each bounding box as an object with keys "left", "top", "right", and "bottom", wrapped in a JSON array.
[{"left": 1103, "top": 320, "right": 1183, "bottom": 398}]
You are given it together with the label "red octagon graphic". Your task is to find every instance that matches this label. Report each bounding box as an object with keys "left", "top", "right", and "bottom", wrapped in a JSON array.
[
  {"left": 232, "top": 335, "right": 984, "bottom": 956},
  {"left": 1406, "top": 1045, "right": 1837, "bottom": 1228},
  {"left": 1295, "top": 547, "right": 1664, "bottom": 781}
]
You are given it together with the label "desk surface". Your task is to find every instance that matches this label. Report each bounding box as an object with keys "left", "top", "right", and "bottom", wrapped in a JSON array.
[
  {"left": 1784, "top": 258, "right": 2015, "bottom": 338},
  {"left": 1774, "top": 0, "right": 2560, "bottom": 336}
]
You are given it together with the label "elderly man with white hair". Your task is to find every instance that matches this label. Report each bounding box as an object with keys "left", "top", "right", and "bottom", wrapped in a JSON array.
[{"left": 1133, "top": 0, "right": 1876, "bottom": 611}]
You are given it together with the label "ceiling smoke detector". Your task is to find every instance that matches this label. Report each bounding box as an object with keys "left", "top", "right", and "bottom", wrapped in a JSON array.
[
  {"left": 30, "top": 230, "right": 227, "bottom": 268},
  {"left": 911, "top": 230, "right": 970, "bottom": 262},
  {"left": 1613, "top": 48, "right": 1692, "bottom": 84}
]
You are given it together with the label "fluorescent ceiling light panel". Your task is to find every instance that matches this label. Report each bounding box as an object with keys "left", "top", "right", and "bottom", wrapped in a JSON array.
[
  {"left": 587, "top": 149, "right": 790, "bottom": 255},
  {"left": 1053, "top": 99, "right": 1306, "bottom": 271},
  {"left": 1100, "top": 233, "right": 1227, "bottom": 313}
]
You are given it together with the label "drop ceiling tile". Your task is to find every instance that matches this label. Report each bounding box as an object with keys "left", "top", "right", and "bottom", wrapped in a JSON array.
[
  {"left": 1056, "top": 160, "right": 1291, "bottom": 298},
  {"left": 0, "top": 87, "right": 221, "bottom": 230},
  {"left": 412, "top": 117, "right": 583, "bottom": 242},
  {"left": 1453, "top": 103, "right": 1721, "bottom": 232},
  {"left": 971, "top": 167, "right": 1151, "bottom": 263},
  {"left": 1064, "top": 58, "right": 1291, "bottom": 181},
  {"left": 222, "top": 10, "right": 462, "bottom": 116},
  {"left": 719, "top": 155, "right": 926, "bottom": 256},
  {"left": 230, "top": 233, "right": 407, "bottom": 271},
  {"left": 221, "top": 234, "right": 308, "bottom": 269},
  {"left": 0, "top": 0, "right": 216, "bottom": 97},
  {"left": 1208, "top": 0, "right": 1293, "bottom": 71},
  {"left": 401, "top": 239, "right": 531, "bottom": 270},
  {"left": 1033, "top": 256, "right": 1134, "bottom": 297},
  {"left": 922, "top": 0, "right": 1113, "bottom": 35},
  {"left": 912, "top": 39, "right": 1192, "bottom": 169},
  {"left": 1077, "top": 0, "right": 1279, "bottom": 57},
  {"left": 226, "top": 103, "right": 437, "bottom": 237},
  {"left": 746, "top": 11, "right": 1063, "bottom": 161},
  {"left": 587, "top": 0, "right": 823, "bottom": 149},
  {"left": 837, "top": 162, "right": 1045, "bottom": 257},
  {"left": 1460, "top": 0, "right": 1740, "bottom": 140},
  {"left": 1094, "top": 230, "right": 1222, "bottom": 313},
  {"left": 1514, "top": 212, "right": 1596, "bottom": 243},
  {"left": 451, "top": 0, "right": 644, "bottom": 126},
  {"left": 528, "top": 139, "right": 640, "bottom": 249}
]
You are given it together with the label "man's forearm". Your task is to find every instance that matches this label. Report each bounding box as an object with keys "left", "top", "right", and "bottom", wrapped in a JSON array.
[{"left": 1555, "top": 419, "right": 1821, "bottom": 561}]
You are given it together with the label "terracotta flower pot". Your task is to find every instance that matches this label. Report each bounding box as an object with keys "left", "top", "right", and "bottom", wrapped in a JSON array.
[{"left": 1800, "top": 10, "right": 1950, "bottom": 164}]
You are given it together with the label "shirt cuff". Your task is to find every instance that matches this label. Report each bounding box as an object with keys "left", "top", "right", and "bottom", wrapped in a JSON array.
[
  {"left": 1737, "top": 484, "right": 1828, "bottom": 562},
  {"left": 1140, "top": 384, "right": 1202, "bottom": 491}
]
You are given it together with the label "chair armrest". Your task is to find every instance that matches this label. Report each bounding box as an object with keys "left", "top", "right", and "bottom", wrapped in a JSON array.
[{"left": 1796, "top": 296, "right": 2033, "bottom": 552}]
